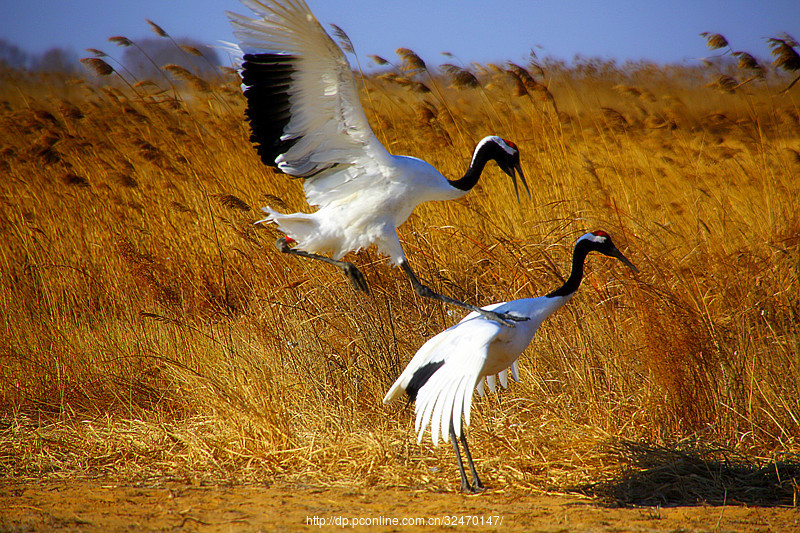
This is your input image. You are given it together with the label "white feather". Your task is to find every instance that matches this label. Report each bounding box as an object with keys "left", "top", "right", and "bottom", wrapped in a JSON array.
[
  {"left": 228, "top": 1, "right": 504, "bottom": 267},
  {"left": 498, "top": 368, "right": 509, "bottom": 389},
  {"left": 486, "top": 374, "right": 497, "bottom": 393},
  {"left": 382, "top": 231, "right": 637, "bottom": 491},
  {"left": 385, "top": 295, "right": 571, "bottom": 445}
]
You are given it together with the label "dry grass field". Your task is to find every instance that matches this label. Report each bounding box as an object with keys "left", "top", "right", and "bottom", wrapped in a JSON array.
[{"left": 1, "top": 37, "right": 799, "bottom": 529}]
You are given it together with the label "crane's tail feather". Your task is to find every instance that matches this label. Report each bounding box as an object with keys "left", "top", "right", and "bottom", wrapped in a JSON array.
[
  {"left": 257, "top": 207, "right": 314, "bottom": 237},
  {"left": 485, "top": 374, "right": 497, "bottom": 393},
  {"left": 257, "top": 207, "right": 334, "bottom": 257},
  {"left": 498, "top": 368, "right": 509, "bottom": 389}
]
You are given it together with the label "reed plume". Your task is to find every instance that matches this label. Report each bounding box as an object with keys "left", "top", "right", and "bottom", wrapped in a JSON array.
[
  {"left": 707, "top": 74, "right": 738, "bottom": 93},
  {"left": 395, "top": 48, "right": 427, "bottom": 74},
  {"left": 146, "top": 19, "right": 169, "bottom": 38},
  {"left": 80, "top": 57, "right": 114, "bottom": 76},
  {"left": 700, "top": 32, "right": 729, "bottom": 51},
  {"left": 367, "top": 55, "right": 390, "bottom": 67},
  {"left": 506, "top": 62, "right": 540, "bottom": 91},
  {"left": 329, "top": 24, "right": 355, "bottom": 54},
  {"left": 440, "top": 64, "right": 480, "bottom": 88},
  {"left": 2, "top": 25, "right": 799, "bottom": 499},
  {"left": 214, "top": 194, "right": 251, "bottom": 212}
]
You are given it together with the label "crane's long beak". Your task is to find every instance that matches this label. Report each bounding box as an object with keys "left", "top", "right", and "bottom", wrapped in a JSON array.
[
  {"left": 511, "top": 162, "right": 531, "bottom": 203},
  {"left": 610, "top": 248, "right": 639, "bottom": 274}
]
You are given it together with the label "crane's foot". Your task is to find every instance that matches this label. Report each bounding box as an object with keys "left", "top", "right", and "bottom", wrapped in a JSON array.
[
  {"left": 478, "top": 309, "right": 529, "bottom": 328},
  {"left": 275, "top": 237, "right": 292, "bottom": 253},
  {"left": 460, "top": 481, "right": 485, "bottom": 494},
  {"left": 342, "top": 263, "right": 370, "bottom": 294},
  {"left": 274, "top": 237, "right": 370, "bottom": 294}
]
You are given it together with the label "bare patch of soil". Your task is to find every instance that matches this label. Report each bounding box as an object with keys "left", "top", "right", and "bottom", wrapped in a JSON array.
[{"left": 2, "top": 481, "right": 798, "bottom": 532}]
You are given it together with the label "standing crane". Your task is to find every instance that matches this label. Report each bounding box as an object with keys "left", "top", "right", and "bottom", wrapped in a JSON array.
[
  {"left": 227, "top": 0, "right": 530, "bottom": 325},
  {"left": 384, "top": 231, "right": 638, "bottom": 492}
]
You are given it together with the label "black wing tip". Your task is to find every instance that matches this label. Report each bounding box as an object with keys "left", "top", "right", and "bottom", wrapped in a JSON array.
[
  {"left": 404, "top": 360, "right": 445, "bottom": 402},
  {"left": 242, "top": 52, "right": 296, "bottom": 63},
  {"left": 240, "top": 53, "right": 300, "bottom": 170}
]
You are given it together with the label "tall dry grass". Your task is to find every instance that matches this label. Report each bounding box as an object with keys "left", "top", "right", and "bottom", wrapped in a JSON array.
[{"left": 1, "top": 48, "right": 799, "bottom": 493}]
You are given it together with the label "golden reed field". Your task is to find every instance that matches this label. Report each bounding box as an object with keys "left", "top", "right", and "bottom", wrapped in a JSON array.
[{"left": 1, "top": 31, "right": 800, "bottom": 528}]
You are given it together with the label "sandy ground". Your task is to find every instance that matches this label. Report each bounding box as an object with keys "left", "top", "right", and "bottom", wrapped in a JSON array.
[{"left": 2, "top": 481, "right": 798, "bottom": 532}]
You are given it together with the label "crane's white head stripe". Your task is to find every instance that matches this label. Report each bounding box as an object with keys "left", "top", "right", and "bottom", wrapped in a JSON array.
[
  {"left": 471, "top": 136, "right": 517, "bottom": 165},
  {"left": 579, "top": 232, "right": 608, "bottom": 244}
]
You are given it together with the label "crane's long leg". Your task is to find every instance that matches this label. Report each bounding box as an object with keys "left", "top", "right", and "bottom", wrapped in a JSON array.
[
  {"left": 449, "top": 421, "right": 473, "bottom": 493},
  {"left": 276, "top": 238, "right": 369, "bottom": 293},
  {"left": 459, "top": 429, "right": 484, "bottom": 492},
  {"left": 399, "top": 259, "right": 528, "bottom": 328}
]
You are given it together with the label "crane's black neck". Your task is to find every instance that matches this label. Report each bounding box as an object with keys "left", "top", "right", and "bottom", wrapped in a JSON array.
[
  {"left": 448, "top": 141, "right": 495, "bottom": 192},
  {"left": 546, "top": 240, "right": 592, "bottom": 298}
]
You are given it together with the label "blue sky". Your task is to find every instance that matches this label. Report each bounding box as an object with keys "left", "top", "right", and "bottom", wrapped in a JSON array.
[{"left": 2, "top": 0, "right": 798, "bottom": 67}]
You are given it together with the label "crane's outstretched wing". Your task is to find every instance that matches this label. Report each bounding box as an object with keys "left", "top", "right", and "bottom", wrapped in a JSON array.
[
  {"left": 414, "top": 316, "right": 503, "bottom": 445},
  {"left": 228, "top": 0, "right": 393, "bottom": 197},
  {"left": 384, "top": 304, "right": 511, "bottom": 446}
]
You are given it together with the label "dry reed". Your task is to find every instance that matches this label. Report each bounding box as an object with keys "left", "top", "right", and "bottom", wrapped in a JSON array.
[{"left": 1, "top": 43, "right": 799, "bottom": 500}]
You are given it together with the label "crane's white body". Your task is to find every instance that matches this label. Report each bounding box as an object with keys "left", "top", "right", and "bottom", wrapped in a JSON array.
[
  {"left": 229, "top": 0, "right": 468, "bottom": 266},
  {"left": 384, "top": 293, "right": 572, "bottom": 445},
  {"left": 260, "top": 156, "right": 464, "bottom": 264},
  {"left": 383, "top": 231, "right": 637, "bottom": 491}
]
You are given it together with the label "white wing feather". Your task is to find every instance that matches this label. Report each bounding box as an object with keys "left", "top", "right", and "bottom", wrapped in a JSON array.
[
  {"left": 385, "top": 297, "right": 566, "bottom": 446},
  {"left": 418, "top": 317, "right": 502, "bottom": 444},
  {"left": 228, "top": 0, "right": 392, "bottom": 203},
  {"left": 384, "top": 314, "right": 504, "bottom": 446}
]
